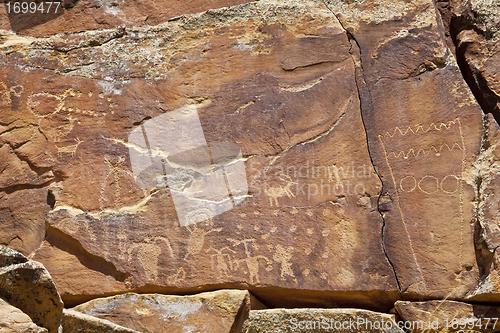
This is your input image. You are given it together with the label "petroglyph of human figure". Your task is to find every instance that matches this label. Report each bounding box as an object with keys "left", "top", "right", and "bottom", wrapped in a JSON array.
[
  {"left": 229, "top": 238, "right": 272, "bottom": 284},
  {"left": 273, "top": 244, "right": 295, "bottom": 279},
  {"left": 206, "top": 246, "right": 236, "bottom": 279},
  {"left": 128, "top": 236, "right": 173, "bottom": 282}
]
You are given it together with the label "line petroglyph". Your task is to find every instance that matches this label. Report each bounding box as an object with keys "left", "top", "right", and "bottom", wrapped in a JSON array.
[{"left": 378, "top": 117, "right": 468, "bottom": 289}]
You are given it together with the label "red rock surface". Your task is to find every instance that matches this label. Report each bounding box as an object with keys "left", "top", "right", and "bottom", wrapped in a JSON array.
[
  {"left": 1, "top": 0, "right": 500, "bottom": 326},
  {"left": 324, "top": 0, "right": 483, "bottom": 299},
  {"left": 0, "top": 298, "right": 48, "bottom": 333},
  {"left": 395, "top": 300, "right": 500, "bottom": 333},
  {"left": 0, "top": 0, "right": 258, "bottom": 37},
  {"left": 1, "top": 0, "right": 397, "bottom": 310}
]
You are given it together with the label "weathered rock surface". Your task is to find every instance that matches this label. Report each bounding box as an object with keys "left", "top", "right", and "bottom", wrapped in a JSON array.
[
  {"left": 1, "top": 0, "right": 499, "bottom": 324},
  {"left": 244, "top": 308, "right": 405, "bottom": 333},
  {"left": 435, "top": 0, "right": 500, "bottom": 118},
  {"left": 324, "top": 0, "right": 483, "bottom": 299},
  {"left": 62, "top": 309, "right": 139, "bottom": 333},
  {"left": 0, "top": 246, "right": 63, "bottom": 333},
  {"left": 0, "top": 187, "right": 51, "bottom": 255},
  {"left": 0, "top": 0, "right": 256, "bottom": 37},
  {"left": 395, "top": 300, "right": 500, "bottom": 333},
  {"left": 468, "top": 114, "right": 500, "bottom": 302},
  {"left": 0, "top": 245, "right": 28, "bottom": 266},
  {"left": 0, "top": 298, "right": 48, "bottom": 333},
  {"left": 0, "top": 0, "right": 400, "bottom": 310},
  {"left": 72, "top": 289, "right": 250, "bottom": 333},
  {"left": 433, "top": 0, "right": 500, "bottom": 304}
]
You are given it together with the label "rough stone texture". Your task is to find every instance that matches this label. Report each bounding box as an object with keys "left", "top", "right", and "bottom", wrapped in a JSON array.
[
  {"left": 72, "top": 289, "right": 250, "bottom": 333},
  {"left": 433, "top": 0, "right": 500, "bottom": 304},
  {"left": 0, "top": 246, "right": 63, "bottom": 333},
  {"left": 0, "top": 244, "right": 28, "bottom": 266},
  {"left": 62, "top": 309, "right": 139, "bottom": 333},
  {"left": 0, "top": 0, "right": 257, "bottom": 37},
  {"left": 244, "top": 308, "right": 404, "bottom": 333},
  {"left": 0, "top": 81, "right": 54, "bottom": 255},
  {"left": 0, "top": 297, "right": 48, "bottom": 333},
  {"left": 468, "top": 113, "right": 500, "bottom": 302},
  {"left": 0, "top": 0, "right": 400, "bottom": 310},
  {"left": 439, "top": 0, "right": 500, "bottom": 121},
  {"left": 324, "top": 0, "right": 483, "bottom": 299},
  {"left": 0, "top": 187, "right": 51, "bottom": 255},
  {"left": 1, "top": 0, "right": 499, "bottom": 324},
  {"left": 395, "top": 300, "right": 500, "bottom": 333}
]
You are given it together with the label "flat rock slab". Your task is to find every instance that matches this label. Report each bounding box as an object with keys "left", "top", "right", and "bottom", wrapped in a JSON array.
[
  {"left": 62, "top": 309, "right": 139, "bottom": 333},
  {"left": 0, "top": 298, "right": 48, "bottom": 333},
  {"left": 72, "top": 290, "right": 250, "bottom": 333},
  {"left": 395, "top": 300, "right": 500, "bottom": 333},
  {"left": 244, "top": 308, "right": 405, "bottom": 333}
]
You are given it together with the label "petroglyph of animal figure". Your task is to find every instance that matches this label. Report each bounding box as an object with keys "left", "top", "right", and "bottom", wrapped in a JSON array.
[
  {"left": 184, "top": 224, "right": 222, "bottom": 261},
  {"left": 229, "top": 238, "right": 273, "bottom": 284},
  {"left": 27, "top": 87, "right": 79, "bottom": 118},
  {"left": 47, "top": 115, "right": 77, "bottom": 142},
  {"left": 265, "top": 174, "right": 297, "bottom": 206},
  {"left": 56, "top": 138, "right": 83, "bottom": 157}
]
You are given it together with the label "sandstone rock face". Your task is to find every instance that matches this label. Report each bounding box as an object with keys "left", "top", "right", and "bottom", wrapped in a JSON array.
[
  {"left": 72, "top": 289, "right": 250, "bottom": 333},
  {"left": 1, "top": 0, "right": 500, "bottom": 328},
  {"left": 62, "top": 309, "right": 139, "bottom": 333},
  {"left": 0, "top": 298, "right": 48, "bottom": 333},
  {"left": 324, "top": 0, "right": 483, "bottom": 299},
  {"left": 0, "top": 0, "right": 257, "bottom": 37},
  {"left": 0, "top": 0, "right": 400, "bottom": 310},
  {"left": 244, "top": 308, "right": 405, "bottom": 333},
  {"left": 0, "top": 186, "right": 50, "bottom": 255},
  {"left": 432, "top": 0, "right": 500, "bottom": 305},
  {"left": 436, "top": 0, "right": 500, "bottom": 118},
  {"left": 468, "top": 114, "right": 500, "bottom": 301},
  {"left": 0, "top": 246, "right": 63, "bottom": 333},
  {"left": 395, "top": 300, "right": 500, "bottom": 333}
]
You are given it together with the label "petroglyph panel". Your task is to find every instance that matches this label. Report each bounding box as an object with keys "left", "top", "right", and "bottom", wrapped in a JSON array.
[
  {"left": 379, "top": 119, "right": 471, "bottom": 293},
  {"left": 352, "top": 44, "right": 484, "bottom": 298},
  {"left": 1, "top": 0, "right": 404, "bottom": 310}
]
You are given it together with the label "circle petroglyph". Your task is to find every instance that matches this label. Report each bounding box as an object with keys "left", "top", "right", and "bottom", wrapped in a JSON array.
[
  {"left": 441, "top": 175, "right": 460, "bottom": 194},
  {"left": 400, "top": 176, "right": 417, "bottom": 192},
  {"left": 418, "top": 175, "right": 439, "bottom": 194}
]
